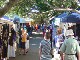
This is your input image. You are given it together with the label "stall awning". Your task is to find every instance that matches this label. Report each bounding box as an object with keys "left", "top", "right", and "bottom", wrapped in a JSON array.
[
  {"left": 61, "top": 12, "right": 80, "bottom": 23},
  {"left": 0, "top": 16, "right": 13, "bottom": 24},
  {"left": 20, "top": 18, "right": 26, "bottom": 23}
]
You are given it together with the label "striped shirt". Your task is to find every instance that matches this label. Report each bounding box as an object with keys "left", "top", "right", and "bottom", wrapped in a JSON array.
[{"left": 39, "top": 39, "right": 52, "bottom": 60}]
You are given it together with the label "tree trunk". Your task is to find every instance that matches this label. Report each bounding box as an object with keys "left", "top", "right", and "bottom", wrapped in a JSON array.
[{"left": 0, "top": 0, "right": 19, "bottom": 18}]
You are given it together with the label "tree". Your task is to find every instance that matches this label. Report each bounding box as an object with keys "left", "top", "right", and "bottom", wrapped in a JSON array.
[
  {"left": 0, "top": 0, "right": 36, "bottom": 17},
  {"left": 0, "top": 0, "right": 19, "bottom": 17},
  {"left": 0, "top": 0, "right": 79, "bottom": 18}
]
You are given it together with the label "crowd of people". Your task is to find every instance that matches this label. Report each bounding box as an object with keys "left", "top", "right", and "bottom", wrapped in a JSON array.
[
  {"left": 0, "top": 23, "right": 50, "bottom": 60},
  {"left": 39, "top": 25, "right": 80, "bottom": 60},
  {"left": 0, "top": 22, "right": 80, "bottom": 60}
]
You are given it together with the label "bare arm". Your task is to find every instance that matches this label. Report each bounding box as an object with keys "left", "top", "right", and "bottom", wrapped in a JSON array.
[
  {"left": 60, "top": 51, "right": 64, "bottom": 60},
  {"left": 76, "top": 41, "right": 80, "bottom": 60},
  {"left": 77, "top": 52, "right": 80, "bottom": 60}
]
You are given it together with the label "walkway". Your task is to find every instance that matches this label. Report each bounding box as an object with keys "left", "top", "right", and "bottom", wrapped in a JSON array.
[{"left": 9, "top": 32, "right": 43, "bottom": 60}]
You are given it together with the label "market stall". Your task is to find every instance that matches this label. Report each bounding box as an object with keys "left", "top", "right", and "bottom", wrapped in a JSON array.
[
  {"left": 25, "top": 17, "right": 34, "bottom": 26},
  {"left": 51, "top": 12, "right": 69, "bottom": 38},
  {"left": 61, "top": 12, "right": 80, "bottom": 41}
]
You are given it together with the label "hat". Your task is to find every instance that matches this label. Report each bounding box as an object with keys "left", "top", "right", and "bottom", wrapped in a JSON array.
[{"left": 66, "top": 29, "right": 74, "bottom": 36}]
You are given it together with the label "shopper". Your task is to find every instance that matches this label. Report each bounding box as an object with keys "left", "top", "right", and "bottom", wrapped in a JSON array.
[
  {"left": 18, "top": 28, "right": 22, "bottom": 55},
  {"left": 60, "top": 29, "right": 80, "bottom": 60},
  {"left": 39, "top": 32, "right": 53, "bottom": 60},
  {"left": 21, "top": 28, "right": 27, "bottom": 55},
  {"left": 54, "top": 28, "right": 63, "bottom": 53},
  {"left": 8, "top": 26, "right": 16, "bottom": 58}
]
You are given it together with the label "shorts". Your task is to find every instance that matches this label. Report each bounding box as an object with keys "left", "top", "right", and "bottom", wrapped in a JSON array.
[{"left": 21, "top": 42, "right": 25, "bottom": 49}]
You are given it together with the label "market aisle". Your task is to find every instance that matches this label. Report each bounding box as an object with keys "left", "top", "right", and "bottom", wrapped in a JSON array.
[{"left": 9, "top": 32, "right": 43, "bottom": 60}]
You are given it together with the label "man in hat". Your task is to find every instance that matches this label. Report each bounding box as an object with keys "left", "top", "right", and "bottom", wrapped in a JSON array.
[{"left": 60, "top": 29, "right": 80, "bottom": 60}]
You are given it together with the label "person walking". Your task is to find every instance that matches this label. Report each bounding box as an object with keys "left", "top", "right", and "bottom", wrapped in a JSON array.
[
  {"left": 60, "top": 29, "right": 80, "bottom": 60},
  {"left": 17, "top": 28, "right": 22, "bottom": 55},
  {"left": 42, "top": 24, "right": 46, "bottom": 38},
  {"left": 54, "top": 28, "right": 64, "bottom": 54},
  {"left": 39, "top": 32, "right": 53, "bottom": 60},
  {"left": 8, "top": 26, "right": 16, "bottom": 58},
  {"left": 21, "top": 28, "right": 27, "bottom": 55}
]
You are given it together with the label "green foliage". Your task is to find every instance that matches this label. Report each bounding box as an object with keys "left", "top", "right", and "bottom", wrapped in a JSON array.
[
  {"left": 0, "top": 0, "right": 79, "bottom": 23},
  {"left": 36, "top": 3, "right": 50, "bottom": 12},
  {"left": 47, "top": 0, "right": 78, "bottom": 9},
  {"left": 12, "top": 0, "right": 33, "bottom": 16},
  {"left": 0, "top": 0, "right": 78, "bottom": 16},
  {"left": 0, "top": 0, "right": 5, "bottom": 7}
]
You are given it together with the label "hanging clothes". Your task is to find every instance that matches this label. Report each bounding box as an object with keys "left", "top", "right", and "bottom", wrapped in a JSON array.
[{"left": 2, "top": 29, "right": 8, "bottom": 58}]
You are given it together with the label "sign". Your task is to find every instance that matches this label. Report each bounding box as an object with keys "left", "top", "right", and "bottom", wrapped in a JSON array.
[{"left": 54, "top": 18, "right": 60, "bottom": 26}]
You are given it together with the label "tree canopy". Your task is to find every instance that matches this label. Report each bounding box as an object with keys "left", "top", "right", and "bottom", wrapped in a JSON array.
[{"left": 0, "top": 0, "right": 79, "bottom": 22}]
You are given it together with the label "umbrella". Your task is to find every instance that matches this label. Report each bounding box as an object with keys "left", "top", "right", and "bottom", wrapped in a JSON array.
[{"left": 61, "top": 12, "right": 80, "bottom": 23}]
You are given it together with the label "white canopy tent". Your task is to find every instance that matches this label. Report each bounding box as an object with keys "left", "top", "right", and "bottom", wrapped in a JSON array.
[
  {"left": 0, "top": 18, "right": 14, "bottom": 25},
  {"left": 25, "top": 17, "right": 34, "bottom": 22}
]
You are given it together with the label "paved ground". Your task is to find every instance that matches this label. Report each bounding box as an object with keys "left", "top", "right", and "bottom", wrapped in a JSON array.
[{"left": 9, "top": 32, "right": 43, "bottom": 60}]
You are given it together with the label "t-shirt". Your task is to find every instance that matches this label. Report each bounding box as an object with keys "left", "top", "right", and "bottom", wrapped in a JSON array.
[
  {"left": 22, "top": 30, "right": 27, "bottom": 42},
  {"left": 39, "top": 39, "right": 52, "bottom": 60},
  {"left": 60, "top": 37, "right": 80, "bottom": 54},
  {"left": 54, "top": 34, "right": 63, "bottom": 48},
  {"left": 39, "top": 40, "right": 51, "bottom": 55},
  {"left": 60, "top": 37, "right": 80, "bottom": 60}
]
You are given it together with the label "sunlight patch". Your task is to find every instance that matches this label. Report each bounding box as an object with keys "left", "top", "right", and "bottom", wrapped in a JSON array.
[{"left": 31, "top": 44, "right": 37, "bottom": 46}]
